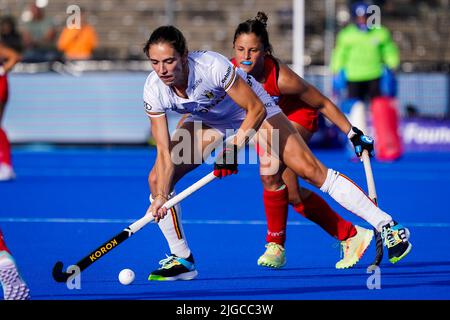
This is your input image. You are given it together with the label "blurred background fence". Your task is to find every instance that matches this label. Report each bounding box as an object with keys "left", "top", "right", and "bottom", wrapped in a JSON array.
[{"left": 5, "top": 70, "right": 449, "bottom": 144}]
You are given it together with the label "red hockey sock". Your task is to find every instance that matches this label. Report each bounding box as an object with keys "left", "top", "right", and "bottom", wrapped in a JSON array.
[
  {"left": 0, "top": 229, "right": 11, "bottom": 253},
  {"left": 0, "top": 128, "right": 12, "bottom": 165},
  {"left": 293, "top": 191, "right": 357, "bottom": 241},
  {"left": 263, "top": 186, "right": 289, "bottom": 246}
]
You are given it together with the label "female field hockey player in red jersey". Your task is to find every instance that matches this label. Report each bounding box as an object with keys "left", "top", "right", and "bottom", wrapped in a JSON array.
[{"left": 231, "top": 12, "right": 375, "bottom": 269}]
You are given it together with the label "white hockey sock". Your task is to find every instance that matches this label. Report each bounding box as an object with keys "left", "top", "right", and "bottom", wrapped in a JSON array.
[
  {"left": 150, "top": 192, "right": 191, "bottom": 258},
  {"left": 320, "top": 169, "right": 392, "bottom": 232}
]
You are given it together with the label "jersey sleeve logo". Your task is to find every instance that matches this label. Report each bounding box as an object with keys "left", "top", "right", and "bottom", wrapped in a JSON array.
[
  {"left": 221, "top": 66, "right": 236, "bottom": 91},
  {"left": 144, "top": 101, "right": 152, "bottom": 111}
]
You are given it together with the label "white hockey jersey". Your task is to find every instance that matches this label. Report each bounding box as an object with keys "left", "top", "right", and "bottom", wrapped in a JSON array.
[{"left": 143, "top": 50, "right": 281, "bottom": 127}]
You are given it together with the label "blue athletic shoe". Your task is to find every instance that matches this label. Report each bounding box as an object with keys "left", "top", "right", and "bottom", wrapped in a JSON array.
[
  {"left": 148, "top": 253, "right": 198, "bottom": 281},
  {"left": 381, "top": 221, "right": 412, "bottom": 264}
]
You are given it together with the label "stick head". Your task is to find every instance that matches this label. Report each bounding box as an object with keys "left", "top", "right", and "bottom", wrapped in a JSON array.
[
  {"left": 52, "top": 261, "right": 71, "bottom": 283},
  {"left": 370, "top": 230, "right": 384, "bottom": 267}
]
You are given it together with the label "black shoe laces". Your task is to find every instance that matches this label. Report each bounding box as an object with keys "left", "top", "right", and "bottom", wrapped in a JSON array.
[{"left": 382, "top": 227, "right": 396, "bottom": 247}]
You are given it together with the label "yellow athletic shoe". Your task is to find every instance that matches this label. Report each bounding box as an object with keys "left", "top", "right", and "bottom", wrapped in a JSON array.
[
  {"left": 335, "top": 225, "right": 374, "bottom": 269},
  {"left": 257, "top": 242, "right": 286, "bottom": 268}
]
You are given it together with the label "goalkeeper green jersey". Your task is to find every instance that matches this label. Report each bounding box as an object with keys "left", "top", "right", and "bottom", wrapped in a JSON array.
[{"left": 331, "top": 24, "right": 399, "bottom": 82}]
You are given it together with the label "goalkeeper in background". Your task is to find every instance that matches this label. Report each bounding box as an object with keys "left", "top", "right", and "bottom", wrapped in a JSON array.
[
  {"left": 331, "top": 1, "right": 399, "bottom": 102},
  {"left": 331, "top": 1, "right": 403, "bottom": 161}
]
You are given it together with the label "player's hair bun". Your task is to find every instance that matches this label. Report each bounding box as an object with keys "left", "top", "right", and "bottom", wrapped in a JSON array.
[{"left": 255, "top": 11, "right": 268, "bottom": 28}]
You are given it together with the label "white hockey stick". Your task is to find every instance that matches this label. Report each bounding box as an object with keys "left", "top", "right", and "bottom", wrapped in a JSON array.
[{"left": 361, "top": 150, "right": 383, "bottom": 266}]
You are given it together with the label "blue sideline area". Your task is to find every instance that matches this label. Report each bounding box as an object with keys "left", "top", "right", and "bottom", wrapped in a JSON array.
[{"left": 1, "top": 146, "right": 450, "bottom": 300}]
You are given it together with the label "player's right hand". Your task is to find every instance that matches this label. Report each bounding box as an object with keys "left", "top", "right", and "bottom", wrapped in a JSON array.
[{"left": 214, "top": 144, "right": 238, "bottom": 178}]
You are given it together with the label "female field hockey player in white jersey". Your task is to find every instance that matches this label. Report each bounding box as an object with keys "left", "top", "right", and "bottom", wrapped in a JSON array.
[{"left": 143, "top": 26, "right": 411, "bottom": 281}]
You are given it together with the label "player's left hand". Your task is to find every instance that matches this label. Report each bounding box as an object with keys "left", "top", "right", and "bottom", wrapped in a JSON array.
[
  {"left": 348, "top": 126, "right": 375, "bottom": 158},
  {"left": 214, "top": 144, "right": 238, "bottom": 178}
]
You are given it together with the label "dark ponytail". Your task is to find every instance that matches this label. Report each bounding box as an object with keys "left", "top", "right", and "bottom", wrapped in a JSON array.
[{"left": 233, "top": 11, "right": 273, "bottom": 54}]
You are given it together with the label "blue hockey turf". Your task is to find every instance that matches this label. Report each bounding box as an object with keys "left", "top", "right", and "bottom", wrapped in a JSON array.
[{"left": 1, "top": 147, "right": 450, "bottom": 300}]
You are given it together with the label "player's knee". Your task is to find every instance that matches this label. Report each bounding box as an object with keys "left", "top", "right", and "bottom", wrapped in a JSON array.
[{"left": 260, "top": 174, "right": 283, "bottom": 191}]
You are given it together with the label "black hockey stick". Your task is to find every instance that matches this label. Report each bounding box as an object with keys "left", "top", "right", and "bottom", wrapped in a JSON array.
[{"left": 52, "top": 172, "right": 217, "bottom": 282}]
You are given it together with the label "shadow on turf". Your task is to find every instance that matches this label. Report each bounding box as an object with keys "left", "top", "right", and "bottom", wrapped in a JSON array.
[
  {"left": 27, "top": 258, "right": 450, "bottom": 300},
  {"left": 66, "top": 260, "right": 450, "bottom": 286},
  {"left": 35, "top": 277, "right": 450, "bottom": 300}
]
